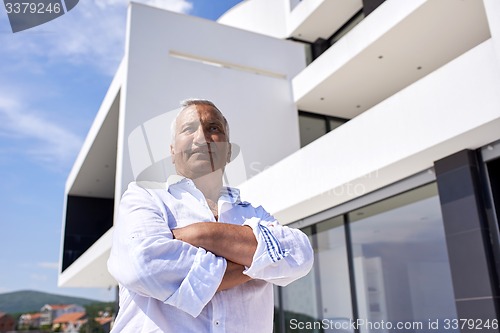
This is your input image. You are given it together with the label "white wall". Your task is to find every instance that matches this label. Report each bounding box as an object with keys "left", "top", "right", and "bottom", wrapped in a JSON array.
[
  {"left": 217, "top": 0, "right": 288, "bottom": 38},
  {"left": 483, "top": 0, "right": 500, "bottom": 67},
  {"left": 239, "top": 39, "right": 500, "bottom": 224},
  {"left": 117, "top": 3, "right": 306, "bottom": 198}
]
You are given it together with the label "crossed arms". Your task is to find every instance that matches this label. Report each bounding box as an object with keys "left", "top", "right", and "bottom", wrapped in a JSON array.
[
  {"left": 108, "top": 182, "right": 314, "bottom": 317},
  {"left": 172, "top": 223, "right": 257, "bottom": 291}
]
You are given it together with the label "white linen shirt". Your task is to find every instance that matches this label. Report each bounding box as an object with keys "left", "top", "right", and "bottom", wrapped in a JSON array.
[{"left": 107, "top": 176, "right": 314, "bottom": 333}]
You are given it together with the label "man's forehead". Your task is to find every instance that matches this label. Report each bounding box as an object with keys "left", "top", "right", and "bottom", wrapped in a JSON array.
[
  {"left": 177, "top": 107, "right": 199, "bottom": 124},
  {"left": 177, "top": 105, "right": 225, "bottom": 126}
]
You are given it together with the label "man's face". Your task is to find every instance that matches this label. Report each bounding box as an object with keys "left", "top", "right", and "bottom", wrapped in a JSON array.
[{"left": 170, "top": 104, "right": 231, "bottom": 179}]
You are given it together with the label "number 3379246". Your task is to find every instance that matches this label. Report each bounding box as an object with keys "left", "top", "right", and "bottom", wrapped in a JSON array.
[{"left": 5, "top": 2, "right": 61, "bottom": 14}]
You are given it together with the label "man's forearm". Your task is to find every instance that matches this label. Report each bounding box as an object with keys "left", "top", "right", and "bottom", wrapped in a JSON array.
[{"left": 172, "top": 222, "right": 257, "bottom": 267}]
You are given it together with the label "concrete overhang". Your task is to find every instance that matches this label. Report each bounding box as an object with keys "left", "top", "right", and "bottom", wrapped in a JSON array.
[
  {"left": 287, "top": 0, "right": 363, "bottom": 42},
  {"left": 293, "top": 0, "right": 491, "bottom": 119},
  {"left": 240, "top": 39, "right": 500, "bottom": 225},
  {"left": 58, "top": 61, "right": 124, "bottom": 288},
  {"left": 58, "top": 228, "right": 115, "bottom": 288},
  {"left": 65, "top": 60, "right": 123, "bottom": 198}
]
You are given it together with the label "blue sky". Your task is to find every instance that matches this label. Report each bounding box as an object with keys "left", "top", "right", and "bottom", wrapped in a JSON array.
[{"left": 0, "top": 0, "right": 242, "bottom": 302}]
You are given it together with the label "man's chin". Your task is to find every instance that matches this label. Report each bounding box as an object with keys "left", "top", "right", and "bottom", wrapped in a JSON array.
[{"left": 180, "top": 164, "right": 225, "bottom": 179}]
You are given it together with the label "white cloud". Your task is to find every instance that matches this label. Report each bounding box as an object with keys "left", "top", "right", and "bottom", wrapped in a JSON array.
[
  {"left": 94, "top": 0, "right": 192, "bottom": 12},
  {"left": 30, "top": 273, "right": 48, "bottom": 281},
  {"left": 3, "top": 0, "right": 193, "bottom": 75},
  {"left": 0, "top": 94, "right": 83, "bottom": 168},
  {"left": 141, "top": 0, "right": 193, "bottom": 12},
  {"left": 38, "top": 262, "right": 60, "bottom": 270},
  {"left": 0, "top": 96, "right": 19, "bottom": 110},
  {"left": 0, "top": 0, "right": 194, "bottom": 168}
]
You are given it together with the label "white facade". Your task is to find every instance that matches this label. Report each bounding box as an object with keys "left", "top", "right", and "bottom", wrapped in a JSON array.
[
  {"left": 221, "top": 0, "right": 500, "bottom": 224},
  {"left": 59, "top": 0, "right": 500, "bottom": 327},
  {"left": 59, "top": 2, "right": 304, "bottom": 288}
]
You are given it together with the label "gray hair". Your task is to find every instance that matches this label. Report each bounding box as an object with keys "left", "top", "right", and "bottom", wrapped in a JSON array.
[{"left": 170, "top": 98, "right": 230, "bottom": 145}]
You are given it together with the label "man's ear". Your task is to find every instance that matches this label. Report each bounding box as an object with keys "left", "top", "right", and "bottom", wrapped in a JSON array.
[
  {"left": 227, "top": 142, "right": 232, "bottom": 163},
  {"left": 170, "top": 144, "right": 175, "bottom": 164}
]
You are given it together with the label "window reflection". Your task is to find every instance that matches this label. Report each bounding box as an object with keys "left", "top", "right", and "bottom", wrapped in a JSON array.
[
  {"left": 316, "top": 217, "right": 353, "bottom": 326},
  {"left": 349, "top": 183, "right": 457, "bottom": 333},
  {"left": 281, "top": 218, "right": 353, "bottom": 332},
  {"left": 277, "top": 183, "right": 458, "bottom": 333}
]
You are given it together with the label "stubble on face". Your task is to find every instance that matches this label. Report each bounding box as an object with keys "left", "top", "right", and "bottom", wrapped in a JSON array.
[{"left": 170, "top": 104, "right": 230, "bottom": 179}]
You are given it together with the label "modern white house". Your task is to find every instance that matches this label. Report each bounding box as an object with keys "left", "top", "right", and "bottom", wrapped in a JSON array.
[{"left": 59, "top": 0, "right": 500, "bottom": 331}]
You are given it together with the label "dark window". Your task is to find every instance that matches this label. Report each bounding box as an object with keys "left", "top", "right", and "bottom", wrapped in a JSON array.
[
  {"left": 62, "top": 195, "right": 114, "bottom": 271},
  {"left": 298, "top": 111, "right": 348, "bottom": 147},
  {"left": 362, "top": 0, "right": 386, "bottom": 16},
  {"left": 487, "top": 157, "right": 500, "bottom": 228}
]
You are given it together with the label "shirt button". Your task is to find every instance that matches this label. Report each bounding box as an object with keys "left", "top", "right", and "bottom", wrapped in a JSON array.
[{"left": 214, "top": 320, "right": 220, "bottom": 326}]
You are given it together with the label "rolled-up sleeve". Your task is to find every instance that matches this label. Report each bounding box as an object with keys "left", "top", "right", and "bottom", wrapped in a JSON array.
[
  {"left": 107, "top": 182, "right": 226, "bottom": 317},
  {"left": 242, "top": 206, "right": 314, "bottom": 286}
]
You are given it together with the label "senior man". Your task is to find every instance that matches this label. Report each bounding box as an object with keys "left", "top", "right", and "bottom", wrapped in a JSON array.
[{"left": 108, "top": 99, "right": 313, "bottom": 332}]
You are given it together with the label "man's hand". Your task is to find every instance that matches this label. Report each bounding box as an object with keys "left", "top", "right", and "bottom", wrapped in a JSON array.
[
  {"left": 172, "top": 222, "right": 257, "bottom": 267},
  {"left": 217, "top": 261, "right": 252, "bottom": 292}
]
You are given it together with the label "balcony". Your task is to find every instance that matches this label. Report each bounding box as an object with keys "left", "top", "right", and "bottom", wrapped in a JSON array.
[
  {"left": 287, "top": 0, "right": 363, "bottom": 42},
  {"left": 293, "top": 0, "right": 491, "bottom": 119}
]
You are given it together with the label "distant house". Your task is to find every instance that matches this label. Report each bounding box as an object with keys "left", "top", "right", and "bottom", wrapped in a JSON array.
[
  {"left": 52, "top": 311, "right": 86, "bottom": 333},
  {"left": 18, "top": 312, "right": 42, "bottom": 329},
  {"left": 0, "top": 312, "right": 15, "bottom": 333},
  {"left": 94, "top": 316, "right": 113, "bottom": 333},
  {"left": 40, "top": 304, "right": 85, "bottom": 326}
]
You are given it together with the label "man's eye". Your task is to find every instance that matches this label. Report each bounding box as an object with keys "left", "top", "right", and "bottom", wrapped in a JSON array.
[
  {"left": 182, "top": 126, "right": 196, "bottom": 133},
  {"left": 209, "top": 126, "right": 221, "bottom": 132}
]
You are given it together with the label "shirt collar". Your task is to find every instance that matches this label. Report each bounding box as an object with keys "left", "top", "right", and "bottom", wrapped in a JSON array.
[
  {"left": 166, "top": 174, "right": 186, "bottom": 187},
  {"left": 219, "top": 186, "right": 241, "bottom": 205},
  {"left": 166, "top": 175, "right": 241, "bottom": 204}
]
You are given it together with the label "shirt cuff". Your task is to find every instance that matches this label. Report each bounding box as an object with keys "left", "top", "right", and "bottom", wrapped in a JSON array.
[{"left": 242, "top": 217, "right": 289, "bottom": 278}]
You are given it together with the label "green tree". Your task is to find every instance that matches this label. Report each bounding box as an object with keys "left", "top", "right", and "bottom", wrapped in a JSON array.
[
  {"left": 83, "top": 302, "right": 114, "bottom": 318},
  {"left": 39, "top": 323, "right": 52, "bottom": 332},
  {"left": 79, "top": 319, "right": 105, "bottom": 333}
]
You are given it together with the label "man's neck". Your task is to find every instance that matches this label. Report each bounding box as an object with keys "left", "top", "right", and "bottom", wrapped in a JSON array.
[{"left": 191, "top": 170, "right": 224, "bottom": 203}]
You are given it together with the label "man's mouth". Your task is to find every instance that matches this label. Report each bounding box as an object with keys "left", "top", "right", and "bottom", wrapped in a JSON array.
[
  {"left": 190, "top": 148, "right": 211, "bottom": 155},
  {"left": 190, "top": 143, "right": 219, "bottom": 156},
  {"left": 188, "top": 146, "right": 216, "bottom": 171}
]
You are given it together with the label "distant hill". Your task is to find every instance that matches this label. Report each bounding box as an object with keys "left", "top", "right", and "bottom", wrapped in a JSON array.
[{"left": 0, "top": 290, "right": 104, "bottom": 314}]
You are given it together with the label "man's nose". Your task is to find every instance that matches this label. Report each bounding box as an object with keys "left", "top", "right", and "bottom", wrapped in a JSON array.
[{"left": 193, "top": 125, "right": 209, "bottom": 144}]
